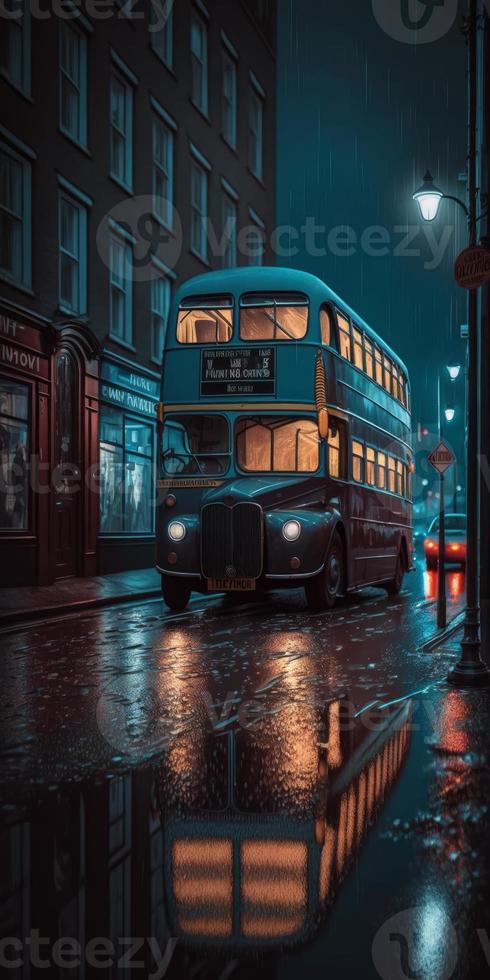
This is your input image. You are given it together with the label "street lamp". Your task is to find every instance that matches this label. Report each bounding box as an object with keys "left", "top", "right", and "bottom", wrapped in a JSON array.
[
  {"left": 444, "top": 407, "right": 456, "bottom": 423},
  {"left": 447, "top": 365, "right": 462, "bottom": 381},
  {"left": 413, "top": 172, "right": 445, "bottom": 222}
]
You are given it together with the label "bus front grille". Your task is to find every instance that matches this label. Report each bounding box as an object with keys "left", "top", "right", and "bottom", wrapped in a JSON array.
[{"left": 201, "top": 502, "right": 263, "bottom": 579}]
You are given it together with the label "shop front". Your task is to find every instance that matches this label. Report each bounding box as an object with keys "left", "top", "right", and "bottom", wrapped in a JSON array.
[
  {"left": 0, "top": 303, "right": 101, "bottom": 587},
  {"left": 98, "top": 353, "right": 159, "bottom": 574}
]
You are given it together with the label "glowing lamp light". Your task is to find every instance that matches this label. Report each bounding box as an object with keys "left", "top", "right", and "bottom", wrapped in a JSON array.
[
  {"left": 413, "top": 171, "right": 444, "bottom": 222},
  {"left": 422, "top": 478, "right": 429, "bottom": 487},
  {"left": 447, "top": 365, "right": 461, "bottom": 381},
  {"left": 444, "top": 407, "right": 456, "bottom": 423}
]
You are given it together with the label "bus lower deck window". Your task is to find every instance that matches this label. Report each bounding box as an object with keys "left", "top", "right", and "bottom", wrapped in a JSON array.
[
  {"left": 388, "top": 456, "right": 396, "bottom": 493},
  {"left": 377, "top": 452, "right": 386, "bottom": 489},
  {"left": 236, "top": 417, "right": 319, "bottom": 472},
  {"left": 366, "top": 447, "right": 376, "bottom": 486},
  {"left": 352, "top": 440, "right": 364, "bottom": 483},
  {"left": 162, "top": 415, "right": 230, "bottom": 474},
  {"left": 396, "top": 460, "right": 404, "bottom": 496},
  {"left": 328, "top": 424, "right": 341, "bottom": 477}
]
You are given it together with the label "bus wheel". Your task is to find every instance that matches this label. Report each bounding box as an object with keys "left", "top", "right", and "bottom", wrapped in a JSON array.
[
  {"left": 161, "top": 575, "right": 191, "bottom": 611},
  {"left": 384, "top": 550, "right": 405, "bottom": 596},
  {"left": 305, "top": 532, "right": 344, "bottom": 612}
]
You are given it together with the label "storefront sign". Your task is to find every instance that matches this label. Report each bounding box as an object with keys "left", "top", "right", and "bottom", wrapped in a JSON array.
[
  {"left": 100, "top": 361, "right": 160, "bottom": 398},
  {"left": 201, "top": 347, "right": 275, "bottom": 396},
  {"left": 100, "top": 383, "right": 157, "bottom": 417},
  {"left": 0, "top": 311, "right": 49, "bottom": 379}
]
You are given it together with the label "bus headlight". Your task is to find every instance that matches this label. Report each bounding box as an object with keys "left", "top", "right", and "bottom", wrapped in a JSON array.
[
  {"left": 168, "top": 521, "right": 187, "bottom": 542},
  {"left": 282, "top": 519, "right": 301, "bottom": 542}
]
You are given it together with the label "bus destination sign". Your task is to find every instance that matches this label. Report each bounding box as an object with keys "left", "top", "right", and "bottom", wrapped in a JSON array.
[{"left": 201, "top": 347, "right": 276, "bottom": 396}]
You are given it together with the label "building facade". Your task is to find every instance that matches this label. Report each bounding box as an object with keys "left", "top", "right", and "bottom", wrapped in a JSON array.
[{"left": 0, "top": 0, "right": 276, "bottom": 585}]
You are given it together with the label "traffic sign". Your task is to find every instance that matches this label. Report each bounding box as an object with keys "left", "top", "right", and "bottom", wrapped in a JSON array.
[
  {"left": 454, "top": 245, "right": 490, "bottom": 289},
  {"left": 428, "top": 441, "right": 456, "bottom": 474}
]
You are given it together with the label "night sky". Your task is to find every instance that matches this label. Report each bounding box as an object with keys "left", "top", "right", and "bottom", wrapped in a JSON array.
[{"left": 277, "top": 0, "right": 469, "bottom": 430}]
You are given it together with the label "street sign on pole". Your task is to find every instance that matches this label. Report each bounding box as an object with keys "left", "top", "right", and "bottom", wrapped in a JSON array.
[
  {"left": 454, "top": 245, "right": 490, "bottom": 289},
  {"left": 428, "top": 441, "right": 456, "bottom": 475}
]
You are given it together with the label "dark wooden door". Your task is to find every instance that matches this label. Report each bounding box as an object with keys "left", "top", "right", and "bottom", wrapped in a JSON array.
[{"left": 54, "top": 351, "right": 80, "bottom": 578}]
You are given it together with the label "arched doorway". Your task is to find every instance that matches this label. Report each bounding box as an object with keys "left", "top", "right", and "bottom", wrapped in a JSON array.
[{"left": 53, "top": 348, "right": 80, "bottom": 578}]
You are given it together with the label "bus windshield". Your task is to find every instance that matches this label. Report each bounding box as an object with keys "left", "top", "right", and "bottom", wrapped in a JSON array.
[
  {"left": 236, "top": 417, "right": 320, "bottom": 472},
  {"left": 240, "top": 294, "right": 308, "bottom": 341},
  {"left": 162, "top": 415, "right": 230, "bottom": 474}
]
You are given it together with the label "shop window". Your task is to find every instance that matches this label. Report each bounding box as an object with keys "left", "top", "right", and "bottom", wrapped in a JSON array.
[
  {"left": 377, "top": 451, "right": 386, "bottom": 489},
  {"left": 366, "top": 447, "right": 376, "bottom": 486},
  {"left": 320, "top": 307, "right": 331, "bottom": 345},
  {"left": 337, "top": 313, "right": 351, "bottom": 361},
  {"left": 100, "top": 407, "right": 154, "bottom": 534},
  {"left": 352, "top": 327, "right": 363, "bottom": 370},
  {"left": 364, "top": 338, "right": 374, "bottom": 378},
  {"left": 0, "top": 377, "right": 29, "bottom": 530},
  {"left": 352, "top": 440, "right": 364, "bottom": 483}
]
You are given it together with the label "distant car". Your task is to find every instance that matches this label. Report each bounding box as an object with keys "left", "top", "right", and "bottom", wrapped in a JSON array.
[{"left": 424, "top": 513, "right": 467, "bottom": 569}]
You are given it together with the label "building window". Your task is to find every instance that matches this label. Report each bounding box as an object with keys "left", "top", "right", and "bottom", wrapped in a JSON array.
[
  {"left": 151, "top": 274, "right": 171, "bottom": 363},
  {"left": 100, "top": 408, "right": 154, "bottom": 534},
  {"left": 110, "top": 71, "right": 133, "bottom": 190},
  {"left": 58, "top": 192, "right": 87, "bottom": 315},
  {"left": 59, "top": 21, "right": 87, "bottom": 147},
  {"left": 0, "top": 142, "right": 31, "bottom": 288},
  {"left": 222, "top": 192, "right": 237, "bottom": 268},
  {"left": 0, "top": 0, "right": 31, "bottom": 95},
  {"left": 190, "top": 158, "right": 208, "bottom": 261},
  {"left": 222, "top": 49, "right": 237, "bottom": 148},
  {"left": 0, "top": 377, "right": 29, "bottom": 530},
  {"left": 246, "top": 222, "right": 264, "bottom": 266},
  {"left": 152, "top": 118, "right": 173, "bottom": 228},
  {"left": 248, "top": 86, "right": 264, "bottom": 180},
  {"left": 150, "top": 0, "right": 173, "bottom": 68},
  {"left": 337, "top": 313, "right": 351, "bottom": 361},
  {"left": 109, "top": 233, "right": 133, "bottom": 345},
  {"left": 352, "top": 440, "right": 364, "bottom": 483},
  {"left": 191, "top": 13, "right": 208, "bottom": 115}
]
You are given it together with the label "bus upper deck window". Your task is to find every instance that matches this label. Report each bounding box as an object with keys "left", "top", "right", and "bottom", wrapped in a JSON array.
[
  {"left": 320, "top": 307, "right": 332, "bottom": 345},
  {"left": 353, "top": 327, "right": 363, "bottom": 370},
  {"left": 177, "top": 302, "right": 233, "bottom": 343},
  {"left": 240, "top": 295, "right": 308, "bottom": 341},
  {"left": 374, "top": 346, "right": 383, "bottom": 385},
  {"left": 352, "top": 440, "right": 364, "bottom": 483},
  {"left": 383, "top": 355, "right": 392, "bottom": 394},
  {"left": 337, "top": 313, "right": 351, "bottom": 361},
  {"left": 364, "top": 338, "right": 374, "bottom": 378},
  {"left": 392, "top": 366, "right": 400, "bottom": 401}
]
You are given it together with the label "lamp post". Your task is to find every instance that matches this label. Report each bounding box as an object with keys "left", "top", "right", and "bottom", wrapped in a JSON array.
[
  {"left": 435, "top": 369, "right": 458, "bottom": 630},
  {"left": 412, "top": 0, "right": 490, "bottom": 685}
]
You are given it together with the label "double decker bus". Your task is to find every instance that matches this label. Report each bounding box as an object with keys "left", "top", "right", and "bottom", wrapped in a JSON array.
[{"left": 156, "top": 268, "right": 413, "bottom": 611}]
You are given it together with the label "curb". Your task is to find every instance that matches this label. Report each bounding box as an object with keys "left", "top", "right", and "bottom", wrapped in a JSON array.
[
  {"left": 0, "top": 587, "right": 161, "bottom": 631},
  {"left": 420, "top": 610, "right": 465, "bottom": 652}
]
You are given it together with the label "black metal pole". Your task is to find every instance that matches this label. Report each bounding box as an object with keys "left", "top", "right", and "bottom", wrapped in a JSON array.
[
  {"left": 437, "top": 376, "right": 447, "bottom": 629},
  {"left": 448, "top": 0, "right": 490, "bottom": 686},
  {"left": 479, "top": 5, "right": 490, "bottom": 656}
]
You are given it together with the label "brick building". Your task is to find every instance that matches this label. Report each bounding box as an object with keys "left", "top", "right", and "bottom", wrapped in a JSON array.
[{"left": 0, "top": 0, "right": 276, "bottom": 585}]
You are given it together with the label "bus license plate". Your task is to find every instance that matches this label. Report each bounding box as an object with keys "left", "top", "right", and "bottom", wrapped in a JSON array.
[{"left": 207, "top": 578, "right": 256, "bottom": 592}]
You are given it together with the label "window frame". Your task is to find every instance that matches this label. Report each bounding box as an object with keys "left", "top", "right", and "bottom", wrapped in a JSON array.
[
  {"left": 222, "top": 46, "right": 238, "bottom": 149},
  {"left": 239, "top": 293, "right": 309, "bottom": 342},
  {"left": 352, "top": 325, "right": 364, "bottom": 371},
  {"left": 149, "top": 0, "right": 173, "bottom": 69},
  {"left": 151, "top": 272, "right": 171, "bottom": 364},
  {"left": 320, "top": 306, "right": 332, "bottom": 346},
  {"left": 235, "top": 416, "right": 321, "bottom": 475},
  {"left": 109, "top": 229, "right": 133, "bottom": 347},
  {"left": 337, "top": 311, "right": 352, "bottom": 361},
  {"left": 58, "top": 190, "right": 88, "bottom": 316},
  {"left": 365, "top": 445, "right": 376, "bottom": 487},
  {"left": 152, "top": 115, "right": 174, "bottom": 229},
  {"left": 0, "top": 139, "right": 32, "bottom": 289},
  {"left": 352, "top": 439, "right": 364, "bottom": 484},
  {"left": 110, "top": 68, "right": 133, "bottom": 192},
  {"left": 59, "top": 20, "right": 87, "bottom": 149},
  {"left": 190, "top": 11, "right": 208, "bottom": 116},
  {"left": 0, "top": 0, "right": 31, "bottom": 96},
  {"left": 190, "top": 157, "right": 209, "bottom": 262}
]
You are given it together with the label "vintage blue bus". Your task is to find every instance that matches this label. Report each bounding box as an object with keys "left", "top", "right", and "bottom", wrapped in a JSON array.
[{"left": 156, "top": 268, "right": 413, "bottom": 611}]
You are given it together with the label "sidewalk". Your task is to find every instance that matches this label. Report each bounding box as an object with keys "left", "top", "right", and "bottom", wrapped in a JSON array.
[{"left": 0, "top": 567, "right": 161, "bottom": 628}]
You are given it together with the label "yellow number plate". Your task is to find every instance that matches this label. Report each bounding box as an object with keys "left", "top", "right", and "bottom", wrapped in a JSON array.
[{"left": 207, "top": 578, "right": 256, "bottom": 592}]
